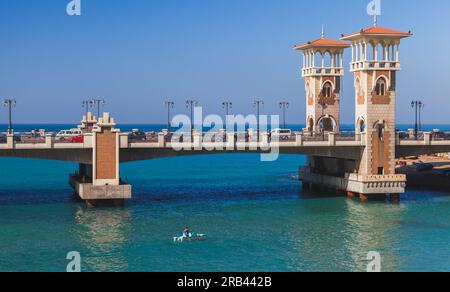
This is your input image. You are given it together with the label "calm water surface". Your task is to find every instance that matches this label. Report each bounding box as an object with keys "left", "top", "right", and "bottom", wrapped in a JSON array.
[{"left": 1, "top": 153, "right": 450, "bottom": 272}]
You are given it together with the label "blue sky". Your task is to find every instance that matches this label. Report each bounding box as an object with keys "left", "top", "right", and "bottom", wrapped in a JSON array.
[{"left": 0, "top": 0, "right": 449, "bottom": 124}]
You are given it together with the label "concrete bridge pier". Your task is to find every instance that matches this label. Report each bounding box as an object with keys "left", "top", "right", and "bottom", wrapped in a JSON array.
[
  {"left": 300, "top": 155, "right": 406, "bottom": 202},
  {"left": 69, "top": 113, "right": 131, "bottom": 208}
]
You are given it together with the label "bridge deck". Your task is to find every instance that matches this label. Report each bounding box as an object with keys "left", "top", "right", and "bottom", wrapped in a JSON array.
[{"left": 1, "top": 134, "right": 450, "bottom": 163}]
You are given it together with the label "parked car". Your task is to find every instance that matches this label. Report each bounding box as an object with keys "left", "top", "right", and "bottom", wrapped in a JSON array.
[
  {"left": 128, "top": 130, "right": 147, "bottom": 141},
  {"left": 55, "top": 129, "right": 82, "bottom": 141},
  {"left": 271, "top": 129, "right": 292, "bottom": 141},
  {"left": 431, "top": 130, "right": 446, "bottom": 140},
  {"left": 398, "top": 131, "right": 409, "bottom": 140},
  {"left": 29, "top": 129, "right": 41, "bottom": 138},
  {"left": 68, "top": 135, "right": 84, "bottom": 143},
  {"left": 0, "top": 134, "right": 21, "bottom": 142}
]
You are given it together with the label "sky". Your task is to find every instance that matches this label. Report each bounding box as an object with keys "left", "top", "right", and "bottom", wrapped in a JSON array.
[{"left": 0, "top": 0, "right": 449, "bottom": 125}]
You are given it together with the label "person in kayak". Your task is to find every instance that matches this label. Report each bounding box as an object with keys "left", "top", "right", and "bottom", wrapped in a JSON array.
[{"left": 184, "top": 226, "right": 191, "bottom": 238}]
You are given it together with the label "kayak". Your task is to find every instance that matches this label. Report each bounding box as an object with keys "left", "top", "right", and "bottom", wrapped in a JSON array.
[{"left": 173, "top": 234, "right": 206, "bottom": 242}]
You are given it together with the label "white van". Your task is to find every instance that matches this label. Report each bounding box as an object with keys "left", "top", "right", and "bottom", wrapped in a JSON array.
[
  {"left": 271, "top": 129, "right": 292, "bottom": 140},
  {"left": 55, "top": 129, "right": 82, "bottom": 141}
]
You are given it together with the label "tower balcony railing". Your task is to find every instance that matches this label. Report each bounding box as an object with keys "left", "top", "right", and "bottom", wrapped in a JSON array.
[
  {"left": 302, "top": 67, "right": 345, "bottom": 77},
  {"left": 350, "top": 61, "right": 401, "bottom": 71}
]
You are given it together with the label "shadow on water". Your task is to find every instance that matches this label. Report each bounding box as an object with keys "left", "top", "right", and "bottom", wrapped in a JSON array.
[{"left": 0, "top": 189, "right": 76, "bottom": 206}]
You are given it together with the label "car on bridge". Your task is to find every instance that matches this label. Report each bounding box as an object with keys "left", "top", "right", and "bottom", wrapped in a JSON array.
[
  {"left": 397, "top": 131, "right": 409, "bottom": 140},
  {"left": 55, "top": 129, "right": 83, "bottom": 141},
  {"left": 431, "top": 130, "right": 447, "bottom": 140},
  {"left": 0, "top": 133, "right": 21, "bottom": 143},
  {"left": 128, "top": 130, "right": 147, "bottom": 141},
  {"left": 67, "top": 135, "right": 84, "bottom": 143},
  {"left": 271, "top": 129, "right": 292, "bottom": 141}
]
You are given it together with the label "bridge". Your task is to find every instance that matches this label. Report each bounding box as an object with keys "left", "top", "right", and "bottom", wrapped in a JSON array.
[
  {"left": 1, "top": 112, "right": 449, "bottom": 207},
  {"left": 1, "top": 126, "right": 449, "bottom": 163},
  {"left": 1, "top": 23, "right": 449, "bottom": 206}
]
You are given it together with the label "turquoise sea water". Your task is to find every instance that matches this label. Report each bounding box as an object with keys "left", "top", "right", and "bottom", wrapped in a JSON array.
[{"left": 1, "top": 154, "right": 450, "bottom": 272}]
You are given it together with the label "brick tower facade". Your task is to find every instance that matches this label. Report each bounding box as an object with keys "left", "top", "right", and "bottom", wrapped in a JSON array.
[
  {"left": 295, "top": 32, "right": 350, "bottom": 135},
  {"left": 341, "top": 26, "right": 412, "bottom": 176}
]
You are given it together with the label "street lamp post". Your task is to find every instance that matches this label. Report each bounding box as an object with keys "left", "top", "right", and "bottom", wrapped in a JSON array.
[
  {"left": 82, "top": 100, "right": 93, "bottom": 117},
  {"left": 318, "top": 98, "right": 328, "bottom": 141},
  {"left": 91, "top": 99, "right": 106, "bottom": 118},
  {"left": 279, "top": 101, "right": 290, "bottom": 130},
  {"left": 419, "top": 102, "right": 424, "bottom": 132},
  {"left": 222, "top": 101, "right": 232, "bottom": 129},
  {"left": 253, "top": 100, "right": 264, "bottom": 140},
  {"left": 411, "top": 100, "right": 423, "bottom": 140},
  {"left": 3, "top": 99, "right": 16, "bottom": 134},
  {"left": 186, "top": 100, "right": 199, "bottom": 137},
  {"left": 164, "top": 101, "right": 175, "bottom": 132}
]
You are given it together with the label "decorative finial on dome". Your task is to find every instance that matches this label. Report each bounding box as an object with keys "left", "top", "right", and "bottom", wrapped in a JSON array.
[
  {"left": 321, "top": 25, "right": 325, "bottom": 39},
  {"left": 373, "top": 15, "right": 378, "bottom": 27}
]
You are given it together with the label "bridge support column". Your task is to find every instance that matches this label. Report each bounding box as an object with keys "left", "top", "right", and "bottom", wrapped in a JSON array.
[{"left": 70, "top": 113, "right": 131, "bottom": 207}]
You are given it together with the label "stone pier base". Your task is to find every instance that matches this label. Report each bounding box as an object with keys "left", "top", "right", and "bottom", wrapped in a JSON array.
[
  {"left": 299, "top": 168, "right": 406, "bottom": 202},
  {"left": 69, "top": 174, "right": 132, "bottom": 208}
]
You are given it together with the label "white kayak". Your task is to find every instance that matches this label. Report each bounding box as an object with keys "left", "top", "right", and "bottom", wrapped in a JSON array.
[{"left": 173, "top": 234, "right": 206, "bottom": 242}]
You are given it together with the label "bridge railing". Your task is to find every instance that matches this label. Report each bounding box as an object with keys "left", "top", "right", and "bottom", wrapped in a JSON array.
[
  {"left": 398, "top": 131, "right": 450, "bottom": 142},
  {"left": 0, "top": 132, "right": 47, "bottom": 145},
  {"left": 127, "top": 131, "right": 365, "bottom": 147},
  {"left": 0, "top": 132, "right": 7, "bottom": 144},
  {"left": 303, "top": 134, "right": 329, "bottom": 142},
  {"left": 15, "top": 136, "right": 46, "bottom": 144}
]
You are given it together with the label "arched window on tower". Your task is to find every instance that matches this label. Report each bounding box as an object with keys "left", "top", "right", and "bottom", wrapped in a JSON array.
[
  {"left": 375, "top": 77, "right": 387, "bottom": 96},
  {"left": 322, "top": 82, "right": 332, "bottom": 98}
]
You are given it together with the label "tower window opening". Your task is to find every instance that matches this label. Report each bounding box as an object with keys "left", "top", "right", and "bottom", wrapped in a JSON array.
[
  {"left": 322, "top": 82, "right": 332, "bottom": 98},
  {"left": 375, "top": 78, "right": 387, "bottom": 96}
]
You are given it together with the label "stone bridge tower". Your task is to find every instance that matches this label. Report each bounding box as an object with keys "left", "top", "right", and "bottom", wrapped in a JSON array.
[
  {"left": 299, "top": 24, "right": 412, "bottom": 202},
  {"left": 70, "top": 113, "right": 131, "bottom": 208},
  {"left": 295, "top": 30, "right": 350, "bottom": 135},
  {"left": 341, "top": 26, "right": 412, "bottom": 179}
]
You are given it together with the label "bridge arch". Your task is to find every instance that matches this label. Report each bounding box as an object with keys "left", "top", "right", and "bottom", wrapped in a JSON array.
[
  {"left": 317, "top": 114, "right": 337, "bottom": 132},
  {"left": 356, "top": 117, "right": 366, "bottom": 134}
]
